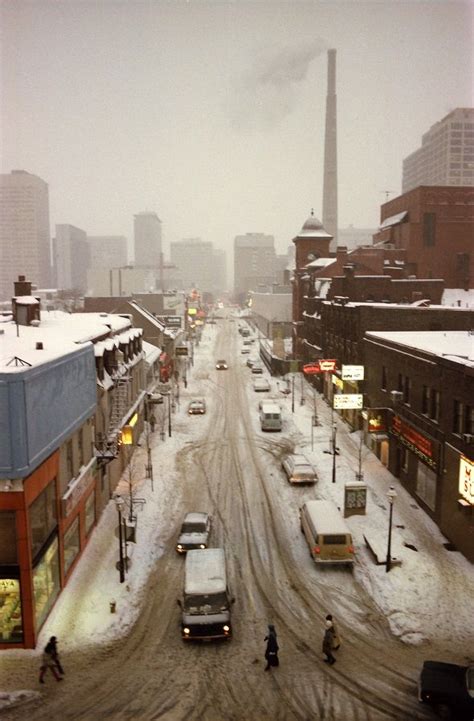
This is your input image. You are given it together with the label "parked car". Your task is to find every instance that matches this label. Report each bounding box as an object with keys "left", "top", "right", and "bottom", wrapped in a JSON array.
[
  {"left": 216, "top": 359, "right": 228, "bottom": 370},
  {"left": 246, "top": 357, "right": 257, "bottom": 368},
  {"left": 176, "top": 512, "right": 212, "bottom": 553},
  {"left": 253, "top": 378, "right": 270, "bottom": 392},
  {"left": 243, "top": 340, "right": 252, "bottom": 346},
  {"left": 251, "top": 364, "right": 263, "bottom": 374},
  {"left": 281, "top": 454, "right": 318, "bottom": 484},
  {"left": 188, "top": 399, "right": 206, "bottom": 415},
  {"left": 241, "top": 348, "right": 250, "bottom": 355},
  {"left": 419, "top": 661, "right": 474, "bottom": 720}
]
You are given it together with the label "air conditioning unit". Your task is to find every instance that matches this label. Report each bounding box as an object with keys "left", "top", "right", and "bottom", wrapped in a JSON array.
[{"left": 462, "top": 433, "right": 473, "bottom": 444}]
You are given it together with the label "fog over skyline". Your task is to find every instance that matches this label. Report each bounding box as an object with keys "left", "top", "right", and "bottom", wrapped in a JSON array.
[{"left": 1, "top": 1, "right": 473, "bottom": 260}]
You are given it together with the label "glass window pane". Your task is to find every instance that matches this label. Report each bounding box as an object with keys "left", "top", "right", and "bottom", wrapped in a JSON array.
[
  {"left": 33, "top": 536, "right": 60, "bottom": 629},
  {"left": 63, "top": 516, "right": 80, "bottom": 575},
  {"left": 85, "top": 492, "right": 95, "bottom": 536},
  {"left": 0, "top": 578, "right": 23, "bottom": 644},
  {"left": 29, "top": 481, "right": 57, "bottom": 560},
  {"left": 0, "top": 512, "right": 17, "bottom": 564}
]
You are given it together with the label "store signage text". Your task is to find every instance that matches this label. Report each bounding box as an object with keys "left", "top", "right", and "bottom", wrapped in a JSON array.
[
  {"left": 459, "top": 456, "right": 474, "bottom": 505},
  {"left": 391, "top": 416, "right": 438, "bottom": 470},
  {"left": 319, "top": 359, "right": 337, "bottom": 372},
  {"left": 333, "top": 394, "right": 363, "bottom": 410},
  {"left": 342, "top": 365, "right": 364, "bottom": 381}
]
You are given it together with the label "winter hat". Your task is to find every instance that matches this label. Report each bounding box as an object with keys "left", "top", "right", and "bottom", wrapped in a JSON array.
[
  {"left": 268, "top": 624, "right": 275, "bottom": 633},
  {"left": 325, "top": 620, "right": 333, "bottom": 628}
]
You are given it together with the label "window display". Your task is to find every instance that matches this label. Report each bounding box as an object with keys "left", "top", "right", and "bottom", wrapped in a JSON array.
[
  {"left": 33, "top": 536, "right": 60, "bottom": 630},
  {"left": 63, "top": 516, "right": 80, "bottom": 575},
  {"left": 29, "top": 480, "right": 57, "bottom": 560},
  {"left": 0, "top": 578, "right": 23, "bottom": 643}
]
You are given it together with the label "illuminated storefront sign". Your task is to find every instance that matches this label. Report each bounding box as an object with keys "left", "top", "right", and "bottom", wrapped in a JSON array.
[
  {"left": 333, "top": 394, "right": 363, "bottom": 410},
  {"left": 459, "top": 456, "right": 474, "bottom": 505},
  {"left": 341, "top": 365, "right": 364, "bottom": 381},
  {"left": 391, "top": 415, "right": 439, "bottom": 471},
  {"left": 332, "top": 375, "right": 344, "bottom": 390},
  {"left": 319, "top": 359, "right": 337, "bottom": 372}
]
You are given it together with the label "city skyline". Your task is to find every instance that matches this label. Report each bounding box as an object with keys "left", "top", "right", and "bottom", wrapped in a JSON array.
[{"left": 1, "top": 1, "right": 472, "bottom": 257}]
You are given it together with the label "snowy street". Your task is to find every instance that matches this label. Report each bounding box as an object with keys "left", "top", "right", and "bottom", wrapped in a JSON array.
[{"left": 1, "top": 316, "right": 473, "bottom": 721}]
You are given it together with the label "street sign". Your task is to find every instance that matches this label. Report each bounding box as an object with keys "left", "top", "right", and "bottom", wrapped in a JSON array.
[
  {"left": 342, "top": 364, "right": 364, "bottom": 381},
  {"left": 303, "top": 363, "right": 321, "bottom": 375},
  {"left": 319, "top": 359, "right": 337, "bottom": 372},
  {"left": 333, "top": 393, "right": 363, "bottom": 410}
]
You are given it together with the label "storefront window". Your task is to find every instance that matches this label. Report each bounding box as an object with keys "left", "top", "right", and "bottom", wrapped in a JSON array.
[
  {"left": 85, "top": 491, "right": 95, "bottom": 536},
  {"left": 33, "top": 536, "right": 60, "bottom": 629},
  {"left": 64, "top": 516, "right": 80, "bottom": 575},
  {"left": 0, "top": 578, "right": 23, "bottom": 644},
  {"left": 29, "top": 481, "right": 57, "bottom": 560},
  {"left": 416, "top": 462, "right": 437, "bottom": 511}
]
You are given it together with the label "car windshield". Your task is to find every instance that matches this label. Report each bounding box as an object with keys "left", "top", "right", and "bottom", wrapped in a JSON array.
[
  {"left": 184, "top": 592, "right": 228, "bottom": 614},
  {"left": 294, "top": 467, "right": 313, "bottom": 475},
  {"left": 181, "top": 522, "right": 206, "bottom": 534}
]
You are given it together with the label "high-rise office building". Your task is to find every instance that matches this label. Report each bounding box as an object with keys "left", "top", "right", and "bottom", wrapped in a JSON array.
[
  {"left": 170, "top": 238, "right": 225, "bottom": 294},
  {"left": 233, "top": 233, "right": 276, "bottom": 297},
  {"left": 53, "top": 224, "right": 90, "bottom": 292},
  {"left": 87, "top": 236, "right": 128, "bottom": 269},
  {"left": 134, "top": 212, "right": 162, "bottom": 269},
  {"left": 0, "top": 170, "right": 51, "bottom": 300},
  {"left": 402, "top": 108, "right": 474, "bottom": 193}
]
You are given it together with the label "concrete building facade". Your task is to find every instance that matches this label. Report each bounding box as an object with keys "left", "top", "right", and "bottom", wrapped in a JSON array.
[
  {"left": 0, "top": 170, "right": 51, "bottom": 301},
  {"left": 234, "top": 233, "right": 276, "bottom": 301},
  {"left": 53, "top": 224, "right": 90, "bottom": 293},
  {"left": 402, "top": 108, "right": 474, "bottom": 193},
  {"left": 87, "top": 236, "right": 128, "bottom": 271},
  {"left": 134, "top": 212, "right": 162, "bottom": 270}
]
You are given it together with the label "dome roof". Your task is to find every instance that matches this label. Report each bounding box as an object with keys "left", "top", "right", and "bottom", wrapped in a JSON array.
[{"left": 301, "top": 211, "right": 324, "bottom": 232}]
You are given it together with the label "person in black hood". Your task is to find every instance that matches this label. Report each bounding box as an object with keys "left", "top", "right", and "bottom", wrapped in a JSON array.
[{"left": 264, "top": 624, "right": 279, "bottom": 671}]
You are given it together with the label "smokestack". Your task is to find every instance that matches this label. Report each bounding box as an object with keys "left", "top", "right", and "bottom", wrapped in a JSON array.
[{"left": 322, "top": 48, "right": 338, "bottom": 251}]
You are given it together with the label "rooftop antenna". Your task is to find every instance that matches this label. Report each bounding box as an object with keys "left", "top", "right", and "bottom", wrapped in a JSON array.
[{"left": 382, "top": 190, "right": 395, "bottom": 201}]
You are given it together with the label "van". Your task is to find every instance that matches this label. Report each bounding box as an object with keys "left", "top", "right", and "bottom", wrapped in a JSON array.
[
  {"left": 259, "top": 401, "right": 282, "bottom": 431},
  {"left": 178, "top": 548, "right": 234, "bottom": 641},
  {"left": 299, "top": 500, "right": 355, "bottom": 565}
]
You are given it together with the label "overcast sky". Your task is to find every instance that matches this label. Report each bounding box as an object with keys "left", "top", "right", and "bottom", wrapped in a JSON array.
[{"left": 1, "top": 0, "right": 473, "bottom": 260}]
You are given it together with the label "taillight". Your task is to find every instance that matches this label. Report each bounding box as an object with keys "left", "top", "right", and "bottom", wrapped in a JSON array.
[
  {"left": 348, "top": 545, "right": 354, "bottom": 554},
  {"left": 313, "top": 546, "right": 320, "bottom": 554}
]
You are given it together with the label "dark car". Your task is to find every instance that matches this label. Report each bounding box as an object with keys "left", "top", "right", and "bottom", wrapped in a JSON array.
[
  {"left": 419, "top": 661, "right": 474, "bottom": 719},
  {"left": 216, "top": 360, "right": 228, "bottom": 370}
]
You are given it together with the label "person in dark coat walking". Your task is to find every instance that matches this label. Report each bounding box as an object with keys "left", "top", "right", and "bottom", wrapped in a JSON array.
[
  {"left": 49, "top": 636, "right": 64, "bottom": 675},
  {"left": 39, "top": 639, "right": 63, "bottom": 683},
  {"left": 325, "top": 614, "right": 341, "bottom": 651},
  {"left": 322, "top": 620, "right": 336, "bottom": 665},
  {"left": 264, "top": 624, "right": 279, "bottom": 671}
]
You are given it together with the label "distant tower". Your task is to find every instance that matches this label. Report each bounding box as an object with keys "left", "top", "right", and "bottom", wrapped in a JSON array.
[{"left": 322, "top": 49, "right": 338, "bottom": 251}]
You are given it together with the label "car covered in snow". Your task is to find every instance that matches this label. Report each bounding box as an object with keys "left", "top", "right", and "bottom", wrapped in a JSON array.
[
  {"left": 418, "top": 661, "right": 474, "bottom": 720},
  {"left": 188, "top": 399, "right": 206, "bottom": 415},
  {"left": 176, "top": 512, "right": 212, "bottom": 553},
  {"left": 251, "top": 364, "right": 263, "bottom": 374},
  {"left": 253, "top": 378, "right": 270, "bottom": 392},
  {"left": 281, "top": 454, "right": 318, "bottom": 484}
]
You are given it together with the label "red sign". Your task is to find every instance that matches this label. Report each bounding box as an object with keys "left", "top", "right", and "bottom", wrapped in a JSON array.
[
  {"left": 319, "top": 359, "right": 337, "bottom": 372},
  {"left": 303, "top": 363, "right": 321, "bottom": 375},
  {"left": 391, "top": 415, "right": 438, "bottom": 470}
]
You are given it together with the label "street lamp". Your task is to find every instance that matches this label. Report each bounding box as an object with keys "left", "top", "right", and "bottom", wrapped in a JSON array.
[
  {"left": 114, "top": 495, "right": 125, "bottom": 583},
  {"left": 386, "top": 486, "right": 398, "bottom": 573},
  {"left": 332, "top": 422, "right": 337, "bottom": 484}
]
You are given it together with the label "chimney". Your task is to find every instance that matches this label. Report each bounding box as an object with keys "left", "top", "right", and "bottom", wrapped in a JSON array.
[
  {"left": 322, "top": 49, "right": 338, "bottom": 252},
  {"left": 14, "top": 275, "right": 32, "bottom": 297}
]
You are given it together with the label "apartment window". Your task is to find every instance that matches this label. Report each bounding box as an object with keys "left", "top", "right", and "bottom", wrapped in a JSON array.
[
  {"left": 66, "top": 440, "right": 74, "bottom": 479},
  {"left": 453, "top": 399, "right": 463, "bottom": 434},
  {"left": 423, "top": 213, "right": 436, "bottom": 247},
  {"left": 422, "top": 386, "right": 429, "bottom": 415},
  {"left": 78, "top": 428, "right": 84, "bottom": 467},
  {"left": 430, "top": 389, "right": 440, "bottom": 422},
  {"left": 403, "top": 376, "right": 411, "bottom": 405},
  {"left": 381, "top": 366, "right": 387, "bottom": 391},
  {"left": 464, "top": 405, "right": 474, "bottom": 435}
]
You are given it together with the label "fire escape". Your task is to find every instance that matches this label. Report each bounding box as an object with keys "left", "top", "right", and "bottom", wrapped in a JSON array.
[{"left": 96, "top": 363, "right": 132, "bottom": 467}]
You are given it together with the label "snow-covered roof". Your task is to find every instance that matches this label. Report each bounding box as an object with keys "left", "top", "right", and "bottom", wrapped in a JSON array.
[
  {"left": 365, "top": 330, "right": 474, "bottom": 367},
  {"left": 306, "top": 257, "right": 333, "bottom": 268},
  {"left": 184, "top": 548, "right": 226, "bottom": 595},
  {"left": 14, "top": 295, "right": 40, "bottom": 305},
  {"left": 303, "top": 500, "right": 352, "bottom": 535},
  {"left": 379, "top": 210, "right": 408, "bottom": 229},
  {"left": 142, "top": 340, "right": 161, "bottom": 365},
  {"left": 442, "top": 288, "right": 474, "bottom": 308},
  {"left": 0, "top": 323, "right": 91, "bottom": 371}
]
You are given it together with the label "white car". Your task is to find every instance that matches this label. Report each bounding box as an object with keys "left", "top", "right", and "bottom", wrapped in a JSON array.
[
  {"left": 251, "top": 364, "right": 263, "bottom": 374},
  {"left": 281, "top": 454, "right": 318, "bottom": 484},
  {"left": 188, "top": 399, "right": 206, "bottom": 415},
  {"left": 176, "top": 512, "right": 212, "bottom": 553},
  {"left": 253, "top": 378, "right": 270, "bottom": 392}
]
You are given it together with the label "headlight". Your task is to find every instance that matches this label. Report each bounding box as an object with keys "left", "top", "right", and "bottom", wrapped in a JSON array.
[
  {"left": 183, "top": 627, "right": 190, "bottom": 635},
  {"left": 177, "top": 544, "right": 183, "bottom": 550},
  {"left": 223, "top": 625, "right": 230, "bottom": 633},
  {"left": 199, "top": 544, "right": 206, "bottom": 549}
]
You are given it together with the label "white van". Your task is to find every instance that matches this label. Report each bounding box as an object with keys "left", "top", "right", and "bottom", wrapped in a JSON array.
[
  {"left": 299, "top": 500, "right": 355, "bottom": 566},
  {"left": 178, "top": 548, "right": 234, "bottom": 641},
  {"left": 259, "top": 401, "right": 282, "bottom": 431}
]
